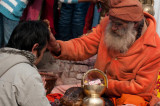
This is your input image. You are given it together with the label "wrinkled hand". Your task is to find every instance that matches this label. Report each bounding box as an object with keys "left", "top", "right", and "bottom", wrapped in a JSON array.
[
  {"left": 47, "top": 32, "right": 61, "bottom": 56},
  {"left": 43, "top": 19, "right": 61, "bottom": 56},
  {"left": 43, "top": 19, "right": 51, "bottom": 32}
]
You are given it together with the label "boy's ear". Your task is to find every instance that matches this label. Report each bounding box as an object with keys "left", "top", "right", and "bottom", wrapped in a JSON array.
[{"left": 32, "top": 43, "right": 39, "bottom": 57}]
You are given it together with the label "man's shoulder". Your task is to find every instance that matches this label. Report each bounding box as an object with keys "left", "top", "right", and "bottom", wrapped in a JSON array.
[
  {"left": 7, "top": 63, "right": 38, "bottom": 81},
  {"left": 12, "top": 63, "right": 38, "bottom": 78}
]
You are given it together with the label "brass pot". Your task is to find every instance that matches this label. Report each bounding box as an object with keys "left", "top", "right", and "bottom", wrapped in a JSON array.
[{"left": 81, "top": 69, "right": 108, "bottom": 106}]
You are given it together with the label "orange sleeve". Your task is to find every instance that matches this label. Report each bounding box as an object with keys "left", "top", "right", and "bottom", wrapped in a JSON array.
[
  {"left": 52, "top": 23, "right": 103, "bottom": 61},
  {"left": 52, "top": 17, "right": 109, "bottom": 61}
]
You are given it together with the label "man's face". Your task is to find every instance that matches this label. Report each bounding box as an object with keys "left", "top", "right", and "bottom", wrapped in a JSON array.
[
  {"left": 109, "top": 16, "right": 130, "bottom": 37},
  {"left": 104, "top": 17, "right": 137, "bottom": 53}
]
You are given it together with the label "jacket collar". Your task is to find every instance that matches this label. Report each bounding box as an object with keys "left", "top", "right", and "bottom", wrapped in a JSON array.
[
  {"left": 142, "top": 12, "right": 157, "bottom": 47},
  {"left": 0, "top": 47, "right": 36, "bottom": 77},
  {"left": 0, "top": 47, "right": 36, "bottom": 64}
]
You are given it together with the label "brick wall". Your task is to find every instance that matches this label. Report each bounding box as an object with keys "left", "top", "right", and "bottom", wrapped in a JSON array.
[{"left": 37, "top": 51, "right": 96, "bottom": 86}]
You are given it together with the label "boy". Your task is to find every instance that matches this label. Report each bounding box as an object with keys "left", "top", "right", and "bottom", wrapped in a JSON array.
[{"left": 0, "top": 21, "right": 51, "bottom": 106}]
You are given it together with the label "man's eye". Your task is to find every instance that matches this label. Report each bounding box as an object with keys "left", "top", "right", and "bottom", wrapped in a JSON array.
[{"left": 116, "top": 23, "right": 122, "bottom": 26}]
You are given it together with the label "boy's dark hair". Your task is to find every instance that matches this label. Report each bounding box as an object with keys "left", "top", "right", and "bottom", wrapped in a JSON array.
[{"left": 7, "top": 20, "right": 50, "bottom": 57}]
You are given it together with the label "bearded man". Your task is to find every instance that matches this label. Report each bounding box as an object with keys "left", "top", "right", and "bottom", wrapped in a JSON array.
[{"left": 48, "top": 0, "right": 160, "bottom": 105}]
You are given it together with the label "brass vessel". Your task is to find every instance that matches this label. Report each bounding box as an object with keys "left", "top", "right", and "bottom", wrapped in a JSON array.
[{"left": 81, "top": 69, "right": 108, "bottom": 106}]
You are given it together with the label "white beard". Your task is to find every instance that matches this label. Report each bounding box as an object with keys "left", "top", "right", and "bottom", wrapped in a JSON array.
[{"left": 104, "top": 22, "right": 137, "bottom": 53}]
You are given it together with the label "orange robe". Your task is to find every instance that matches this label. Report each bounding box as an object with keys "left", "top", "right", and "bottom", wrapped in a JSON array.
[{"left": 52, "top": 12, "right": 160, "bottom": 105}]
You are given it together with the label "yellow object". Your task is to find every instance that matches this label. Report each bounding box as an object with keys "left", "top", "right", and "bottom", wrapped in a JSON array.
[{"left": 156, "top": 72, "right": 160, "bottom": 98}]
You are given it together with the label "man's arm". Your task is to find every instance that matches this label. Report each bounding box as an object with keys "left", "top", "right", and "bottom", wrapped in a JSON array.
[
  {"left": 48, "top": 23, "right": 104, "bottom": 61},
  {"left": 47, "top": 16, "right": 109, "bottom": 61}
]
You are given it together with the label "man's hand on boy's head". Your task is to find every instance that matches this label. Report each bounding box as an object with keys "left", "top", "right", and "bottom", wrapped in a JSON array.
[
  {"left": 48, "top": 32, "right": 56, "bottom": 47},
  {"left": 43, "top": 19, "right": 51, "bottom": 32},
  {"left": 47, "top": 32, "right": 61, "bottom": 56},
  {"left": 43, "top": 19, "right": 61, "bottom": 56}
]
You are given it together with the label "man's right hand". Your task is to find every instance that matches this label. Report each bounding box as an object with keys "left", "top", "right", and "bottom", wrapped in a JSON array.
[
  {"left": 43, "top": 19, "right": 61, "bottom": 56},
  {"left": 47, "top": 32, "right": 61, "bottom": 56}
]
